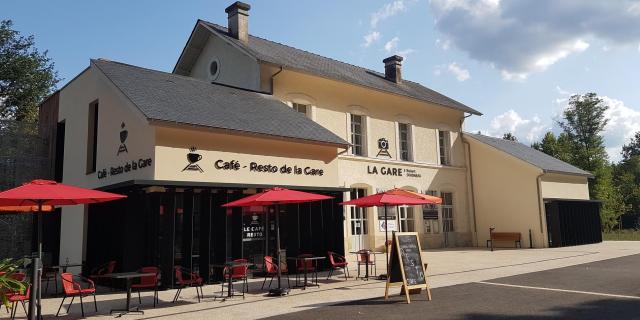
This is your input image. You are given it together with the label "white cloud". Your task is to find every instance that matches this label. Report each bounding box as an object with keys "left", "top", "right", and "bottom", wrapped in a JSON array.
[
  {"left": 397, "top": 48, "right": 416, "bottom": 57},
  {"left": 447, "top": 62, "right": 471, "bottom": 81},
  {"left": 555, "top": 85, "right": 570, "bottom": 96},
  {"left": 485, "top": 109, "right": 549, "bottom": 143},
  {"left": 435, "top": 38, "right": 451, "bottom": 50},
  {"left": 363, "top": 31, "right": 381, "bottom": 47},
  {"left": 600, "top": 97, "right": 640, "bottom": 161},
  {"left": 384, "top": 37, "right": 400, "bottom": 53},
  {"left": 429, "top": 0, "right": 640, "bottom": 80},
  {"left": 371, "top": 1, "right": 408, "bottom": 28}
]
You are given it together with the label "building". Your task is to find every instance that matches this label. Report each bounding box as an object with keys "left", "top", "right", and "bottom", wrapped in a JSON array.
[{"left": 38, "top": 2, "right": 600, "bottom": 282}]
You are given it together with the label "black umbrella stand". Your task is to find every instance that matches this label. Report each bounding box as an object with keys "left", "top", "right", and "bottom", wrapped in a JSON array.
[{"left": 268, "top": 203, "right": 290, "bottom": 296}]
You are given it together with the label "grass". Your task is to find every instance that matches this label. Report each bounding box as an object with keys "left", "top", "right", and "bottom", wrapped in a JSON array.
[{"left": 603, "top": 230, "right": 640, "bottom": 241}]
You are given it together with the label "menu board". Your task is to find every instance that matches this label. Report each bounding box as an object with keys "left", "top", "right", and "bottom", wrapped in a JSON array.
[{"left": 385, "top": 232, "right": 431, "bottom": 303}]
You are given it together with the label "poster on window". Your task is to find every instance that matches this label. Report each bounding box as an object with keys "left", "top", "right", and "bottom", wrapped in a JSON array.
[
  {"left": 379, "top": 220, "right": 398, "bottom": 232},
  {"left": 242, "top": 214, "right": 265, "bottom": 241}
]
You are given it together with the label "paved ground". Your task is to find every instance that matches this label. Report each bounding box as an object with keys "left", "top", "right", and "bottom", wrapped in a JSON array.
[
  {"left": 265, "top": 254, "right": 640, "bottom": 320},
  {"left": 5, "top": 241, "right": 640, "bottom": 319}
]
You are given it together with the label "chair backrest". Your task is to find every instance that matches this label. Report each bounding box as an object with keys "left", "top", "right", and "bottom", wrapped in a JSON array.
[
  {"left": 264, "top": 256, "right": 276, "bottom": 274},
  {"left": 297, "top": 254, "right": 314, "bottom": 269},
  {"left": 174, "top": 266, "right": 184, "bottom": 284},
  {"left": 61, "top": 273, "right": 76, "bottom": 294},
  {"left": 138, "top": 266, "right": 160, "bottom": 286},
  {"left": 106, "top": 261, "right": 117, "bottom": 274},
  {"left": 327, "top": 252, "right": 341, "bottom": 266},
  {"left": 357, "top": 250, "right": 370, "bottom": 263},
  {"left": 11, "top": 272, "right": 26, "bottom": 281},
  {"left": 231, "top": 259, "right": 248, "bottom": 277}
]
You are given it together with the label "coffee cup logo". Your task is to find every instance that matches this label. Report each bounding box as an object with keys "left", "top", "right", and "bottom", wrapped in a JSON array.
[
  {"left": 117, "top": 122, "right": 128, "bottom": 155},
  {"left": 183, "top": 146, "right": 204, "bottom": 172}
]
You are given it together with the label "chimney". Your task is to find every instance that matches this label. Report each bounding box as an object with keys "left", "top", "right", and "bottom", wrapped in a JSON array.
[
  {"left": 383, "top": 55, "right": 403, "bottom": 83},
  {"left": 225, "top": 2, "right": 251, "bottom": 43}
]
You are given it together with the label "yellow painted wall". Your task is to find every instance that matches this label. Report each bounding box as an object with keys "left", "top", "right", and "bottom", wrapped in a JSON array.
[
  {"left": 465, "top": 135, "right": 546, "bottom": 248},
  {"left": 269, "top": 68, "right": 473, "bottom": 251},
  {"left": 153, "top": 126, "right": 339, "bottom": 188},
  {"left": 189, "top": 34, "right": 260, "bottom": 90},
  {"left": 541, "top": 173, "right": 590, "bottom": 200},
  {"left": 57, "top": 63, "right": 156, "bottom": 266}
]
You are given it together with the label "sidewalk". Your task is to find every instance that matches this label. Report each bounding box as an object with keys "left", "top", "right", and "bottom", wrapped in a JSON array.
[{"left": 14, "top": 241, "right": 640, "bottom": 320}]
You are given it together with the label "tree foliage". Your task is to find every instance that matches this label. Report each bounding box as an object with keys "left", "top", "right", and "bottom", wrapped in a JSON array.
[
  {"left": 502, "top": 132, "right": 517, "bottom": 141},
  {"left": 0, "top": 20, "right": 59, "bottom": 122},
  {"left": 594, "top": 165, "right": 629, "bottom": 232}
]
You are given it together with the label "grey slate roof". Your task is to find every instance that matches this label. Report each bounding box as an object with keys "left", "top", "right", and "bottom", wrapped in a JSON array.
[
  {"left": 186, "top": 21, "right": 481, "bottom": 116},
  {"left": 92, "top": 59, "right": 348, "bottom": 146},
  {"left": 465, "top": 132, "right": 593, "bottom": 177}
]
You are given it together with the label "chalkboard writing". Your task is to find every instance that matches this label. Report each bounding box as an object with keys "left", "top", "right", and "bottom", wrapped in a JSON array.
[
  {"left": 397, "top": 234, "right": 426, "bottom": 286},
  {"left": 385, "top": 232, "right": 431, "bottom": 304}
]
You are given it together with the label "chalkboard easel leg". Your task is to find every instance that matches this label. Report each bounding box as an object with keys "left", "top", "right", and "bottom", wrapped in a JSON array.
[
  {"left": 426, "top": 285, "right": 432, "bottom": 301},
  {"left": 403, "top": 285, "right": 411, "bottom": 304}
]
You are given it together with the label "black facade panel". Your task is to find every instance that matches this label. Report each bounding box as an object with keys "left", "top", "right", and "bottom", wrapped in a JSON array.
[{"left": 545, "top": 199, "right": 602, "bottom": 248}]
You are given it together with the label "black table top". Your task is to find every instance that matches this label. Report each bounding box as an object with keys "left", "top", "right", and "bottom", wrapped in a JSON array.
[
  {"left": 210, "top": 262, "right": 254, "bottom": 268},
  {"left": 50, "top": 263, "right": 83, "bottom": 268},
  {"left": 99, "top": 272, "right": 156, "bottom": 279},
  {"left": 287, "top": 256, "right": 326, "bottom": 261}
]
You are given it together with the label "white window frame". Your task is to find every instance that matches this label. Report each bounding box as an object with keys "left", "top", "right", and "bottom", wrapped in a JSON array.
[
  {"left": 398, "top": 205, "right": 415, "bottom": 232},
  {"left": 350, "top": 188, "right": 368, "bottom": 236},
  {"left": 438, "top": 130, "right": 451, "bottom": 166},
  {"left": 398, "top": 122, "right": 413, "bottom": 161},
  {"left": 208, "top": 56, "right": 221, "bottom": 81},
  {"left": 291, "top": 102, "right": 310, "bottom": 117},
  {"left": 441, "top": 192, "right": 454, "bottom": 232},
  {"left": 347, "top": 112, "right": 368, "bottom": 157},
  {"left": 422, "top": 190, "right": 440, "bottom": 234}
]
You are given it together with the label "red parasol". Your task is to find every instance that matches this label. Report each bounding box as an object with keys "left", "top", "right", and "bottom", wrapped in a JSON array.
[
  {"left": 340, "top": 189, "right": 439, "bottom": 279},
  {"left": 223, "top": 187, "right": 332, "bottom": 296},
  {"left": 0, "top": 180, "right": 126, "bottom": 319}
]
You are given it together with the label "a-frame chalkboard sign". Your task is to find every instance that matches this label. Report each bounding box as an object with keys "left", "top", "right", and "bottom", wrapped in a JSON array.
[{"left": 384, "top": 232, "right": 432, "bottom": 303}]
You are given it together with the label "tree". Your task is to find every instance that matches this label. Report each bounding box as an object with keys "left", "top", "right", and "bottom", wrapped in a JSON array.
[
  {"left": 531, "top": 131, "right": 572, "bottom": 163},
  {"left": 594, "top": 165, "right": 629, "bottom": 232},
  {"left": 502, "top": 132, "right": 517, "bottom": 141},
  {"left": 621, "top": 131, "right": 640, "bottom": 161},
  {"left": 0, "top": 20, "right": 59, "bottom": 122},
  {"left": 557, "top": 93, "right": 609, "bottom": 174},
  {"left": 616, "top": 132, "right": 640, "bottom": 222}
]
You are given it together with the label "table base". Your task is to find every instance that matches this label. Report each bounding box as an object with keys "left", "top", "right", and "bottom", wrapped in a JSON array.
[
  {"left": 268, "top": 287, "right": 290, "bottom": 296},
  {"left": 110, "top": 307, "right": 144, "bottom": 317}
]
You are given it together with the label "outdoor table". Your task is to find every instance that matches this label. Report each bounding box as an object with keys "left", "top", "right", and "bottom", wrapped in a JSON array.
[
  {"left": 350, "top": 250, "right": 384, "bottom": 280},
  {"left": 210, "top": 262, "right": 254, "bottom": 300},
  {"left": 102, "top": 271, "right": 156, "bottom": 317},
  {"left": 287, "top": 256, "right": 325, "bottom": 290}
]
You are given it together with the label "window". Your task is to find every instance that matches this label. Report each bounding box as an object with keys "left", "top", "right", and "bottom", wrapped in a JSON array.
[
  {"left": 399, "top": 123, "right": 412, "bottom": 161},
  {"left": 350, "top": 188, "right": 368, "bottom": 235},
  {"left": 350, "top": 114, "right": 365, "bottom": 156},
  {"left": 209, "top": 57, "right": 221, "bottom": 80},
  {"left": 441, "top": 192, "right": 454, "bottom": 232},
  {"left": 292, "top": 102, "right": 308, "bottom": 116},
  {"left": 439, "top": 130, "right": 451, "bottom": 165},
  {"left": 399, "top": 206, "right": 415, "bottom": 232},
  {"left": 86, "top": 101, "right": 99, "bottom": 174},
  {"left": 422, "top": 190, "right": 439, "bottom": 234}
]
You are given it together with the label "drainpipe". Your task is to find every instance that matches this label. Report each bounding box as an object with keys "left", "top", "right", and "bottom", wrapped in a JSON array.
[
  {"left": 462, "top": 134, "right": 479, "bottom": 247},
  {"left": 535, "top": 172, "right": 545, "bottom": 248},
  {"left": 270, "top": 66, "right": 284, "bottom": 95}
]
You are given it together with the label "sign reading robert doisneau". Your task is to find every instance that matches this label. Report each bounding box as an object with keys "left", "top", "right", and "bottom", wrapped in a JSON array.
[{"left": 215, "top": 159, "right": 324, "bottom": 176}]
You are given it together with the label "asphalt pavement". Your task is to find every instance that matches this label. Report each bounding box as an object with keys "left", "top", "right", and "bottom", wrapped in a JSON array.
[{"left": 262, "top": 253, "right": 640, "bottom": 320}]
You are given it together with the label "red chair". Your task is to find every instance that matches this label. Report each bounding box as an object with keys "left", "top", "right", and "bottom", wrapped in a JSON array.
[
  {"left": 261, "top": 256, "right": 290, "bottom": 290},
  {"left": 295, "top": 254, "right": 318, "bottom": 286},
  {"left": 8, "top": 283, "right": 30, "bottom": 320},
  {"left": 327, "top": 251, "right": 349, "bottom": 280},
  {"left": 131, "top": 266, "right": 160, "bottom": 307},
  {"left": 356, "top": 250, "right": 376, "bottom": 279},
  {"left": 172, "top": 266, "right": 203, "bottom": 303},
  {"left": 89, "top": 260, "right": 116, "bottom": 288},
  {"left": 56, "top": 272, "right": 98, "bottom": 317},
  {"left": 220, "top": 259, "right": 249, "bottom": 299}
]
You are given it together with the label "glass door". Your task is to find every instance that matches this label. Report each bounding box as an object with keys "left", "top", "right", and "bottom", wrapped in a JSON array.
[{"left": 349, "top": 188, "right": 369, "bottom": 251}]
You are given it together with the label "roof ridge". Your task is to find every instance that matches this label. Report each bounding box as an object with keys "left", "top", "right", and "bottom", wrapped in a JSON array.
[
  {"left": 202, "top": 21, "right": 430, "bottom": 87},
  {"left": 92, "top": 58, "right": 268, "bottom": 95}
]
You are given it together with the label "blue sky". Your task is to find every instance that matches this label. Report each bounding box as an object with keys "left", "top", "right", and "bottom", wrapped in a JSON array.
[{"left": 4, "top": 0, "right": 640, "bottom": 161}]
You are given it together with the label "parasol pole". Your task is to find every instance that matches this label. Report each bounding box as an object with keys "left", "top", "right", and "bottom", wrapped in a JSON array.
[
  {"left": 384, "top": 204, "right": 389, "bottom": 278},
  {"left": 275, "top": 203, "right": 282, "bottom": 289},
  {"left": 28, "top": 201, "right": 43, "bottom": 320}
]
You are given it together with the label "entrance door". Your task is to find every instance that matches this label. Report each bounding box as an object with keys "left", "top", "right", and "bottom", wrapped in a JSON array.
[
  {"left": 350, "top": 188, "right": 369, "bottom": 251},
  {"left": 441, "top": 192, "right": 455, "bottom": 247}
]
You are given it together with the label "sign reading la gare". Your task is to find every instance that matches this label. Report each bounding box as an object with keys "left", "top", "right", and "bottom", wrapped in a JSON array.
[{"left": 367, "top": 165, "right": 422, "bottom": 178}]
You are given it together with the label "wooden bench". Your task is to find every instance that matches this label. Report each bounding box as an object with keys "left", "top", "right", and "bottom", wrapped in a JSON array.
[{"left": 487, "top": 232, "right": 521, "bottom": 251}]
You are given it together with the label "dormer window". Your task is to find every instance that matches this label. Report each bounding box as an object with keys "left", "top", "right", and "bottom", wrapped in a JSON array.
[{"left": 292, "top": 102, "right": 308, "bottom": 116}]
